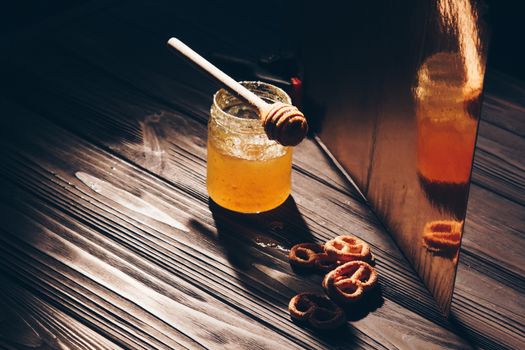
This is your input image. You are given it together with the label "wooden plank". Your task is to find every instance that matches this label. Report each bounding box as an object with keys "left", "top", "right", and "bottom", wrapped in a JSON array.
[
  {"left": 0, "top": 99, "right": 472, "bottom": 349},
  {"left": 481, "top": 72, "right": 525, "bottom": 136},
  {"left": 471, "top": 122, "right": 525, "bottom": 205},
  {"left": 462, "top": 184, "right": 524, "bottom": 278},
  {"left": 0, "top": 275, "right": 123, "bottom": 350}
]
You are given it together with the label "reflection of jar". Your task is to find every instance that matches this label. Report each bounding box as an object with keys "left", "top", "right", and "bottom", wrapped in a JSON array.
[
  {"left": 207, "top": 81, "right": 292, "bottom": 213},
  {"left": 415, "top": 52, "right": 480, "bottom": 185}
]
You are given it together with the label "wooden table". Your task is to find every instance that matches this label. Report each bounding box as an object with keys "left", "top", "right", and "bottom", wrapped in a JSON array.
[{"left": 0, "top": 1, "right": 523, "bottom": 349}]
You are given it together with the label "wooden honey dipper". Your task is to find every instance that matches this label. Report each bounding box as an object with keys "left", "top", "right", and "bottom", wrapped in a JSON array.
[{"left": 167, "top": 38, "right": 308, "bottom": 146}]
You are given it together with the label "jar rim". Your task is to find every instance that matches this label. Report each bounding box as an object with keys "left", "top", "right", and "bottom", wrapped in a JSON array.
[{"left": 212, "top": 81, "right": 291, "bottom": 128}]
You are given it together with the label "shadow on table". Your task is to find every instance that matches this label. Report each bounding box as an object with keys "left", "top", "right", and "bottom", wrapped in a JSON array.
[
  {"left": 295, "top": 322, "right": 359, "bottom": 346},
  {"left": 190, "top": 195, "right": 315, "bottom": 271},
  {"left": 342, "top": 286, "right": 384, "bottom": 322},
  {"left": 190, "top": 195, "right": 385, "bottom": 346}
]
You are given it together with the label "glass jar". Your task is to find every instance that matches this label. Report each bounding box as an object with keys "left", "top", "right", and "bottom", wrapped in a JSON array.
[{"left": 207, "top": 81, "right": 292, "bottom": 213}]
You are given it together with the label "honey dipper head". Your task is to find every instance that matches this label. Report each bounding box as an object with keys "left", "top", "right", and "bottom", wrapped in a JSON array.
[{"left": 262, "top": 102, "right": 308, "bottom": 146}]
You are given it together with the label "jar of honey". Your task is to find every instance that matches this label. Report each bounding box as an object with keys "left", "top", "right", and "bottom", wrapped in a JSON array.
[{"left": 207, "top": 81, "right": 292, "bottom": 213}]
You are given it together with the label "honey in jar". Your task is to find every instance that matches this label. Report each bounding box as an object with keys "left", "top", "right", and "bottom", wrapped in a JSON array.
[{"left": 207, "top": 81, "right": 292, "bottom": 213}]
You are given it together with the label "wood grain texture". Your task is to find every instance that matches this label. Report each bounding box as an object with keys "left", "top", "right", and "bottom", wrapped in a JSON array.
[
  {"left": 0, "top": 275, "right": 123, "bottom": 350},
  {"left": 0, "top": 1, "right": 523, "bottom": 349},
  {"left": 0, "top": 102, "right": 470, "bottom": 349}
]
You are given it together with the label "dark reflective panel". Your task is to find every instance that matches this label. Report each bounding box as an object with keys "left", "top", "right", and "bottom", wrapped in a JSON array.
[{"left": 302, "top": 0, "right": 487, "bottom": 313}]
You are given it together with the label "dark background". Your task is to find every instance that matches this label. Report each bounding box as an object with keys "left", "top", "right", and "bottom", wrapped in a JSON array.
[
  {"left": 1, "top": 0, "right": 523, "bottom": 81},
  {"left": 483, "top": 0, "right": 525, "bottom": 81}
]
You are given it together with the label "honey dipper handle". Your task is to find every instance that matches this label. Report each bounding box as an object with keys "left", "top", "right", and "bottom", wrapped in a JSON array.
[{"left": 167, "top": 37, "right": 267, "bottom": 113}]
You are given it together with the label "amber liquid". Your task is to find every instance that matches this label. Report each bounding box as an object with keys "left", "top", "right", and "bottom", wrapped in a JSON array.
[
  {"left": 207, "top": 140, "right": 292, "bottom": 213},
  {"left": 417, "top": 115, "right": 477, "bottom": 184}
]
